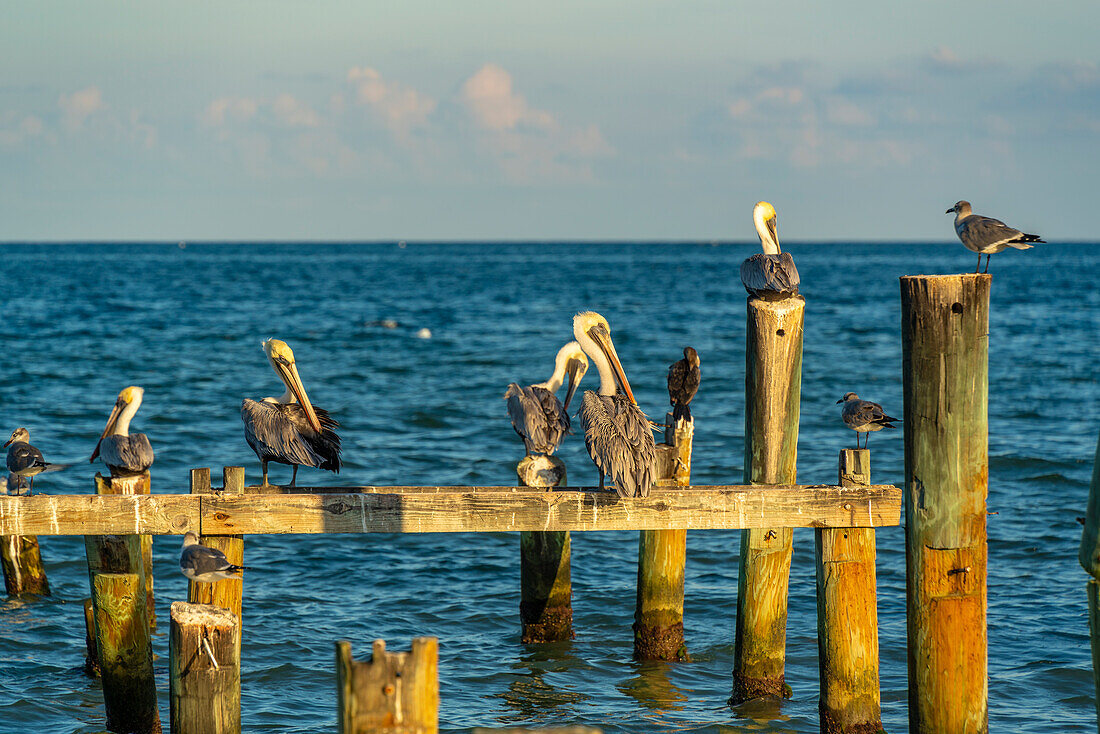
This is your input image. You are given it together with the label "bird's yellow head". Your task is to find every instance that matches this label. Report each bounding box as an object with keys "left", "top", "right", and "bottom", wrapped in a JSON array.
[
  {"left": 118, "top": 386, "right": 143, "bottom": 404},
  {"left": 753, "top": 201, "right": 780, "bottom": 254},
  {"left": 263, "top": 338, "right": 295, "bottom": 365},
  {"left": 754, "top": 201, "right": 777, "bottom": 221},
  {"left": 573, "top": 311, "right": 610, "bottom": 340}
]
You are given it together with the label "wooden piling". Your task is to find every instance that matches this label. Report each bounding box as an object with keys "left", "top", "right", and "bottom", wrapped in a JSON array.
[
  {"left": 336, "top": 637, "right": 439, "bottom": 734},
  {"left": 1077, "top": 432, "right": 1100, "bottom": 729},
  {"left": 95, "top": 471, "right": 156, "bottom": 628},
  {"left": 634, "top": 412, "right": 691, "bottom": 661},
  {"left": 83, "top": 597, "right": 101, "bottom": 677},
  {"left": 732, "top": 295, "right": 804, "bottom": 703},
  {"left": 815, "top": 449, "right": 882, "bottom": 734},
  {"left": 169, "top": 601, "right": 241, "bottom": 734},
  {"left": 1, "top": 532, "right": 50, "bottom": 596},
  {"left": 517, "top": 455, "right": 572, "bottom": 643},
  {"left": 901, "top": 273, "right": 989, "bottom": 734},
  {"left": 189, "top": 468, "right": 245, "bottom": 623}
]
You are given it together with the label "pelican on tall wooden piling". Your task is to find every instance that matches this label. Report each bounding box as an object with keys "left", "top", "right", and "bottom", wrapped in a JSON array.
[
  {"left": 504, "top": 341, "right": 589, "bottom": 456},
  {"left": 242, "top": 338, "right": 341, "bottom": 487},
  {"left": 573, "top": 311, "right": 657, "bottom": 498},
  {"left": 91, "top": 386, "right": 154, "bottom": 475},
  {"left": 5, "top": 428, "right": 67, "bottom": 492},
  {"left": 740, "top": 201, "right": 800, "bottom": 299}
]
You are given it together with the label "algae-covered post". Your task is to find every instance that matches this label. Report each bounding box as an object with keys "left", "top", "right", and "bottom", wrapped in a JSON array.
[
  {"left": 634, "top": 412, "right": 692, "bottom": 661},
  {"left": 901, "top": 273, "right": 990, "bottom": 733},
  {"left": 1, "top": 534, "right": 50, "bottom": 597},
  {"left": 188, "top": 467, "right": 246, "bottom": 623},
  {"left": 517, "top": 454, "right": 573, "bottom": 643},
  {"left": 815, "top": 449, "right": 882, "bottom": 733},
  {"left": 732, "top": 294, "right": 804, "bottom": 703},
  {"left": 169, "top": 601, "right": 241, "bottom": 734},
  {"left": 96, "top": 471, "right": 156, "bottom": 628},
  {"left": 336, "top": 637, "right": 439, "bottom": 734},
  {"left": 1078, "top": 432, "right": 1100, "bottom": 729}
]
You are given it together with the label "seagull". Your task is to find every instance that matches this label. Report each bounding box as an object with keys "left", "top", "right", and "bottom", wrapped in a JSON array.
[
  {"left": 837, "top": 393, "right": 900, "bottom": 449},
  {"left": 4, "top": 428, "right": 68, "bottom": 492},
  {"left": 5, "top": 473, "right": 29, "bottom": 496},
  {"left": 947, "top": 200, "right": 1044, "bottom": 273},
  {"left": 667, "top": 347, "right": 700, "bottom": 422},
  {"left": 740, "top": 201, "right": 800, "bottom": 299},
  {"left": 179, "top": 532, "right": 248, "bottom": 582}
]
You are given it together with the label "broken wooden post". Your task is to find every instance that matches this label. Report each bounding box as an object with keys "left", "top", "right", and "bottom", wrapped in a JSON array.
[
  {"left": 189, "top": 467, "right": 245, "bottom": 623},
  {"left": 169, "top": 601, "right": 241, "bottom": 734},
  {"left": 336, "top": 637, "right": 439, "bottom": 734},
  {"left": 96, "top": 471, "right": 156, "bottom": 628},
  {"left": 2, "top": 473, "right": 50, "bottom": 597},
  {"left": 517, "top": 455, "right": 572, "bottom": 643},
  {"left": 815, "top": 449, "right": 882, "bottom": 733},
  {"left": 901, "top": 273, "right": 989, "bottom": 733},
  {"left": 1078, "top": 432, "right": 1100, "bottom": 730},
  {"left": 732, "top": 294, "right": 804, "bottom": 703},
  {"left": 634, "top": 412, "right": 691, "bottom": 661}
]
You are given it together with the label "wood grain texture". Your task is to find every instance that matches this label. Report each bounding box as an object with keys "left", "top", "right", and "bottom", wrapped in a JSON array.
[
  {"left": 189, "top": 468, "right": 245, "bottom": 623},
  {"left": 815, "top": 450, "right": 882, "bottom": 733},
  {"left": 169, "top": 601, "right": 241, "bottom": 734},
  {"left": 337, "top": 638, "right": 439, "bottom": 734},
  {"left": 96, "top": 472, "right": 156, "bottom": 629},
  {"left": 517, "top": 455, "right": 572, "bottom": 643},
  {"left": 1, "top": 532, "right": 49, "bottom": 596},
  {"left": 0, "top": 494, "right": 198, "bottom": 535},
  {"left": 901, "top": 273, "right": 989, "bottom": 734},
  {"left": 733, "top": 295, "right": 804, "bottom": 704}
]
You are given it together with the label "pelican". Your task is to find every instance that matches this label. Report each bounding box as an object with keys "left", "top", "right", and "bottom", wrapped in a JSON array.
[
  {"left": 179, "top": 532, "right": 248, "bottom": 582},
  {"left": 242, "top": 339, "right": 341, "bottom": 487},
  {"left": 837, "top": 393, "right": 900, "bottom": 449},
  {"left": 504, "top": 342, "right": 589, "bottom": 456},
  {"left": 740, "top": 201, "right": 800, "bottom": 299},
  {"left": 90, "top": 386, "right": 154, "bottom": 475},
  {"left": 666, "top": 346, "right": 700, "bottom": 422},
  {"left": 947, "top": 200, "right": 1044, "bottom": 273},
  {"left": 573, "top": 312, "right": 657, "bottom": 498},
  {"left": 5, "top": 428, "right": 67, "bottom": 492}
]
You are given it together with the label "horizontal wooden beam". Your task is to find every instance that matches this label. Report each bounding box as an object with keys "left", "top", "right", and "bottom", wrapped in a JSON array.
[{"left": 0, "top": 485, "right": 900, "bottom": 536}]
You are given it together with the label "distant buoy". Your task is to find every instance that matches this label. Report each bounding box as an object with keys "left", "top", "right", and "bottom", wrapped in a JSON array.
[
  {"left": 416, "top": 328, "right": 432, "bottom": 339},
  {"left": 398, "top": 240, "right": 407, "bottom": 249}
]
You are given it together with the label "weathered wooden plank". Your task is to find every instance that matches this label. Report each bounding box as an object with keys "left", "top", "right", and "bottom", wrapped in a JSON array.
[{"left": 0, "top": 494, "right": 199, "bottom": 536}]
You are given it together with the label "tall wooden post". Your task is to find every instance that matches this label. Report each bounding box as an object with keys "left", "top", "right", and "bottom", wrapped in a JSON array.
[
  {"left": 815, "top": 449, "right": 882, "bottom": 733},
  {"left": 85, "top": 472, "right": 160, "bottom": 733},
  {"left": 1077, "top": 432, "right": 1100, "bottom": 729},
  {"left": 518, "top": 455, "right": 572, "bottom": 643},
  {"left": 732, "top": 295, "right": 804, "bottom": 703},
  {"left": 901, "top": 273, "right": 989, "bottom": 733},
  {"left": 169, "top": 601, "right": 241, "bottom": 734},
  {"left": 634, "top": 412, "right": 692, "bottom": 661},
  {"left": 96, "top": 471, "right": 156, "bottom": 628},
  {"left": 336, "top": 638, "right": 439, "bottom": 734},
  {"left": 189, "top": 468, "right": 245, "bottom": 623}
]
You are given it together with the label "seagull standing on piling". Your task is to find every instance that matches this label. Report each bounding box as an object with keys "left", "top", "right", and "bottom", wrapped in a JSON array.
[
  {"left": 179, "top": 532, "right": 248, "bottom": 582},
  {"left": 91, "top": 386, "right": 154, "bottom": 475},
  {"left": 740, "top": 201, "right": 800, "bottom": 299},
  {"left": 573, "top": 312, "right": 657, "bottom": 498},
  {"left": 504, "top": 342, "right": 589, "bottom": 456},
  {"left": 242, "top": 339, "right": 342, "bottom": 487},
  {"left": 947, "top": 200, "right": 1044, "bottom": 273},
  {"left": 667, "top": 347, "right": 700, "bottom": 422},
  {"left": 837, "top": 393, "right": 900, "bottom": 449},
  {"left": 4, "top": 428, "right": 67, "bottom": 493}
]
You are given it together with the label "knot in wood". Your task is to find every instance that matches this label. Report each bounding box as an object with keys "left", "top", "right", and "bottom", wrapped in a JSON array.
[
  {"left": 383, "top": 684, "right": 395, "bottom": 696},
  {"left": 324, "top": 500, "right": 354, "bottom": 515},
  {"left": 214, "top": 512, "right": 230, "bottom": 521},
  {"left": 843, "top": 503, "right": 852, "bottom": 511}
]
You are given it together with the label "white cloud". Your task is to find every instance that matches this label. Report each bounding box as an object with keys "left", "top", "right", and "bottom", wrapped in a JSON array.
[
  {"left": 59, "top": 86, "right": 106, "bottom": 129},
  {"left": 347, "top": 66, "right": 436, "bottom": 131},
  {"left": 272, "top": 94, "right": 321, "bottom": 128},
  {"left": 459, "top": 64, "right": 554, "bottom": 132}
]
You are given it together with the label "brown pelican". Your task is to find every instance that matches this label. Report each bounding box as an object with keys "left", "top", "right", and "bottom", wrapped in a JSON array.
[
  {"left": 947, "top": 200, "right": 1044, "bottom": 273},
  {"left": 666, "top": 347, "right": 700, "bottom": 422},
  {"left": 90, "top": 386, "right": 154, "bottom": 475},
  {"left": 573, "top": 312, "right": 657, "bottom": 498},
  {"left": 504, "top": 342, "right": 589, "bottom": 456},
  {"left": 5, "top": 428, "right": 67, "bottom": 492},
  {"left": 837, "top": 392, "right": 900, "bottom": 449},
  {"left": 179, "top": 532, "right": 248, "bottom": 582},
  {"left": 740, "top": 201, "right": 800, "bottom": 299},
  {"left": 242, "top": 338, "right": 341, "bottom": 487}
]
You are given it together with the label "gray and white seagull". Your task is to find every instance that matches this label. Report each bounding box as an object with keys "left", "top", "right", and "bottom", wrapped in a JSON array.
[
  {"left": 179, "top": 532, "right": 248, "bottom": 582},
  {"left": 947, "top": 200, "right": 1044, "bottom": 273},
  {"left": 837, "top": 393, "right": 900, "bottom": 449},
  {"left": 4, "top": 428, "right": 68, "bottom": 492}
]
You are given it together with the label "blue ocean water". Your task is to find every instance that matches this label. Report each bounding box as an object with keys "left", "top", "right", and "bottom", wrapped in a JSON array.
[{"left": 0, "top": 242, "right": 1096, "bottom": 733}]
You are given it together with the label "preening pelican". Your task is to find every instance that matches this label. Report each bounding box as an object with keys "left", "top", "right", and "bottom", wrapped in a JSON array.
[
  {"left": 947, "top": 200, "right": 1044, "bottom": 273},
  {"left": 91, "top": 386, "right": 154, "bottom": 475},
  {"left": 5, "top": 428, "right": 67, "bottom": 492},
  {"left": 504, "top": 341, "right": 589, "bottom": 456},
  {"left": 573, "top": 312, "right": 657, "bottom": 498},
  {"left": 241, "top": 339, "right": 341, "bottom": 486},
  {"left": 740, "top": 201, "right": 800, "bottom": 299},
  {"left": 837, "top": 392, "right": 900, "bottom": 449},
  {"left": 667, "top": 346, "right": 700, "bottom": 422}
]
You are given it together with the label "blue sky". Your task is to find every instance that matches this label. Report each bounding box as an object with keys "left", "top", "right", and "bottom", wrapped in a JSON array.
[{"left": 1, "top": 1, "right": 1097, "bottom": 240}]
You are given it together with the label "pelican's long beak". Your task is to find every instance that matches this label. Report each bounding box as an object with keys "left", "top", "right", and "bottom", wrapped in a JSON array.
[
  {"left": 562, "top": 358, "right": 584, "bottom": 412},
  {"left": 91, "top": 397, "right": 126, "bottom": 461},
  {"left": 273, "top": 357, "right": 322, "bottom": 433},
  {"left": 588, "top": 324, "right": 638, "bottom": 405},
  {"left": 766, "top": 216, "right": 778, "bottom": 248}
]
